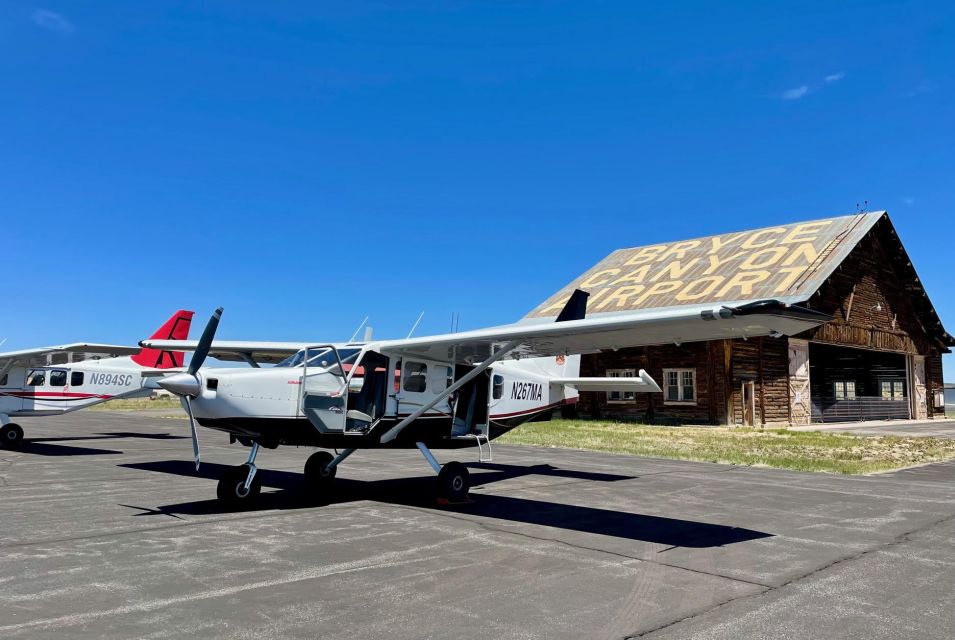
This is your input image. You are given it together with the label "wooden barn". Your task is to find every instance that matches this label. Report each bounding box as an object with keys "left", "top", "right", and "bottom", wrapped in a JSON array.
[{"left": 526, "top": 212, "right": 953, "bottom": 426}]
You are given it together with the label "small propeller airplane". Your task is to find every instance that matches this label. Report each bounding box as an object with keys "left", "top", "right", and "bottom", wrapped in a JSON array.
[
  {"left": 143, "top": 292, "right": 830, "bottom": 506},
  {"left": 0, "top": 310, "right": 194, "bottom": 448}
]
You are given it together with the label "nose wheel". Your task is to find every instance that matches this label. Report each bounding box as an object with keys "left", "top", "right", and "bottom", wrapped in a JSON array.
[
  {"left": 216, "top": 464, "right": 262, "bottom": 506},
  {"left": 0, "top": 423, "right": 23, "bottom": 449},
  {"left": 216, "top": 442, "right": 262, "bottom": 507}
]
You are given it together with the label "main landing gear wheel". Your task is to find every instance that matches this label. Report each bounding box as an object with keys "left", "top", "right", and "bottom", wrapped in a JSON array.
[
  {"left": 0, "top": 424, "right": 23, "bottom": 449},
  {"left": 304, "top": 451, "right": 336, "bottom": 488},
  {"left": 438, "top": 461, "right": 470, "bottom": 502},
  {"left": 216, "top": 464, "right": 261, "bottom": 507}
]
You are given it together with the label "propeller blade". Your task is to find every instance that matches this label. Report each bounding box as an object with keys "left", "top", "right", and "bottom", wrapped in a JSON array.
[
  {"left": 188, "top": 307, "right": 223, "bottom": 375},
  {"left": 182, "top": 396, "right": 201, "bottom": 471}
]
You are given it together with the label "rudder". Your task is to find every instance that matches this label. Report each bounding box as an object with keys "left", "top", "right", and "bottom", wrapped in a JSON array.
[{"left": 131, "top": 310, "right": 194, "bottom": 368}]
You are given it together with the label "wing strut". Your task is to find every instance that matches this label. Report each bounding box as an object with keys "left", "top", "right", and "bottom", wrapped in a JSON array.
[{"left": 379, "top": 339, "right": 521, "bottom": 444}]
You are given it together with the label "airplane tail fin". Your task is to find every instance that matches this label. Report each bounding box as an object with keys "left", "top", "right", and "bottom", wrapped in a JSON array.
[{"left": 131, "top": 310, "right": 195, "bottom": 368}]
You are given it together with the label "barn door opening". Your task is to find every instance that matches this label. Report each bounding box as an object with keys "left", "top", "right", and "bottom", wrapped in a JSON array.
[{"left": 742, "top": 381, "right": 756, "bottom": 427}]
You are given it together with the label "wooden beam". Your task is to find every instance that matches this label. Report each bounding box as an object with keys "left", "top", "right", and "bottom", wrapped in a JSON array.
[
  {"left": 844, "top": 284, "right": 856, "bottom": 322},
  {"left": 723, "top": 340, "right": 734, "bottom": 426},
  {"left": 757, "top": 337, "right": 766, "bottom": 427}
]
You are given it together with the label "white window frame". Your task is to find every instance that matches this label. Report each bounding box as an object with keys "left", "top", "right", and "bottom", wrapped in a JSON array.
[
  {"left": 880, "top": 380, "right": 904, "bottom": 401},
  {"left": 663, "top": 368, "right": 697, "bottom": 405},
  {"left": 834, "top": 380, "right": 857, "bottom": 401},
  {"left": 606, "top": 369, "right": 637, "bottom": 403}
]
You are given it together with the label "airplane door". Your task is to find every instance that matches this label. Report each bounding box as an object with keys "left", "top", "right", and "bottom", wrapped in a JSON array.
[
  {"left": 396, "top": 359, "right": 432, "bottom": 418},
  {"left": 0, "top": 368, "right": 24, "bottom": 413}
]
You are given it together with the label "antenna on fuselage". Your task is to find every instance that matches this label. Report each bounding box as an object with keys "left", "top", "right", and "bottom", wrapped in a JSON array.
[
  {"left": 406, "top": 311, "right": 425, "bottom": 339},
  {"left": 348, "top": 316, "right": 369, "bottom": 343}
]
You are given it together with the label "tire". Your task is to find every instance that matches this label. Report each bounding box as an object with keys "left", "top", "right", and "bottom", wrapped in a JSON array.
[
  {"left": 303, "top": 451, "right": 336, "bottom": 488},
  {"left": 437, "top": 461, "right": 470, "bottom": 502},
  {"left": 0, "top": 424, "right": 23, "bottom": 449},
  {"left": 216, "top": 464, "right": 261, "bottom": 507}
]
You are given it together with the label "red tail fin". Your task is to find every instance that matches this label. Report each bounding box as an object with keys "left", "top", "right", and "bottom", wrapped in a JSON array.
[{"left": 131, "top": 310, "right": 195, "bottom": 368}]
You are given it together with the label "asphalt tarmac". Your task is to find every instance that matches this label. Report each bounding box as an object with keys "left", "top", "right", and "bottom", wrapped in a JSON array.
[{"left": 1, "top": 411, "right": 954, "bottom": 639}]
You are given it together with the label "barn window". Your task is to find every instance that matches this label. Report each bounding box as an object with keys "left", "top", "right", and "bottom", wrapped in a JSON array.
[
  {"left": 834, "top": 381, "right": 857, "bottom": 400},
  {"left": 880, "top": 381, "right": 904, "bottom": 400},
  {"left": 606, "top": 369, "right": 636, "bottom": 402},
  {"left": 663, "top": 368, "right": 697, "bottom": 404}
]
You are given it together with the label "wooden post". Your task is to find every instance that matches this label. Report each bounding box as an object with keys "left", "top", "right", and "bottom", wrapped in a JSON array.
[
  {"left": 757, "top": 337, "right": 766, "bottom": 427},
  {"left": 723, "top": 340, "right": 734, "bottom": 426},
  {"left": 706, "top": 342, "right": 718, "bottom": 424}
]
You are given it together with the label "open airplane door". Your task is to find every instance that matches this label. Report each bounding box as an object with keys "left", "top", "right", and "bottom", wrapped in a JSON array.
[
  {"left": 300, "top": 346, "right": 350, "bottom": 434},
  {"left": 0, "top": 368, "right": 24, "bottom": 415}
]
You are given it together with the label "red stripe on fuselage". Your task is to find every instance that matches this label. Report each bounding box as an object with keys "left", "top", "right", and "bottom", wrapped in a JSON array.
[{"left": 0, "top": 391, "right": 113, "bottom": 400}]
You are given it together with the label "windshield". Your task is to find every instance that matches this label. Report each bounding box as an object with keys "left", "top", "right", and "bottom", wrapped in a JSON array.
[{"left": 274, "top": 347, "right": 361, "bottom": 369}]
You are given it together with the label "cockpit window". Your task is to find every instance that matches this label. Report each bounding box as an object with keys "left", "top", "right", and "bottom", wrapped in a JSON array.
[
  {"left": 27, "top": 370, "right": 46, "bottom": 386},
  {"left": 274, "top": 348, "right": 360, "bottom": 369}
]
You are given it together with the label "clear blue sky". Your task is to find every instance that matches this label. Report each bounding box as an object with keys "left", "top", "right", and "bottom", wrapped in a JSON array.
[{"left": 2, "top": 2, "right": 953, "bottom": 375}]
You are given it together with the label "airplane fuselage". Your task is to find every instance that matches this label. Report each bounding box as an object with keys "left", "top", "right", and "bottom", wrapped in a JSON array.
[
  {"left": 185, "top": 355, "right": 578, "bottom": 449},
  {"left": 0, "top": 357, "right": 153, "bottom": 420}
]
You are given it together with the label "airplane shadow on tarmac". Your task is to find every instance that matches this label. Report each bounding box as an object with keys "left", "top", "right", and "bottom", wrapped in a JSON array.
[
  {"left": 14, "top": 432, "right": 187, "bottom": 457},
  {"left": 119, "top": 460, "right": 772, "bottom": 548}
]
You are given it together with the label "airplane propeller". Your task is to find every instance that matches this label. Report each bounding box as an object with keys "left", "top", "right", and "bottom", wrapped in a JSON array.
[{"left": 157, "top": 307, "right": 223, "bottom": 470}]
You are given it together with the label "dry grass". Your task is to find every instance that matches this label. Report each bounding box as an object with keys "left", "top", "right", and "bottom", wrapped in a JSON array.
[{"left": 498, "top": 419, "right": 955, "bottom": 474}]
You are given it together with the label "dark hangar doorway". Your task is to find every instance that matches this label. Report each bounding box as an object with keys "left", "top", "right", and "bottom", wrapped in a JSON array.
[{"left": 809, "top": 343, "right": 910, "bottom": 423}]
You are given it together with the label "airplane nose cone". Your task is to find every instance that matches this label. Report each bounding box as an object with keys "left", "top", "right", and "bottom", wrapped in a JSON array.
[{"left": 157, "top": 372, "right": 201, "bottom": 397}]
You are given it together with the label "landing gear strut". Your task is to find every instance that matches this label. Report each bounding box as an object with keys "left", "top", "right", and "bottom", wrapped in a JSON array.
[
  {"left": 216, "top": 442, "right": 262, "bottom": 507},
  {"left": 0, "top": 423, "right": 23, "bottom": 449},
  {"left": 417, "top": 442, "right": 470, "bottom": 502}
]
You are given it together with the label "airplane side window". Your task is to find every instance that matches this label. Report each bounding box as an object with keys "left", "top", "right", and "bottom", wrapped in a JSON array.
[
  {"left": 430, "top": 366, "right": 452, "bottom": 393},
  {"left": 492, "top": 375, "right": 504, "bottom": 400},
  {"left": 49, "top": 370, "right": 68, "bottom": 387},
  {"left": 71, "top": 372, "right": 84, "bottom": 387},
  {"left": 0, "top": 374, "right": 7, "bottom": 386},
  {"left": 27, "top": 370, "right": 46, "bottom": 386},
  {"left": 403, "top": 362, "right": 428, "bottom": 393}
]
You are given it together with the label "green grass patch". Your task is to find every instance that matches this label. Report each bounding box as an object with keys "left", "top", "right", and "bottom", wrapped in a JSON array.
[
  {"left": 89, "top": 396, "right": 182, "bottom": 411},
  {"left": 498, "top": 419, "right": 955, "bottom": 474}
]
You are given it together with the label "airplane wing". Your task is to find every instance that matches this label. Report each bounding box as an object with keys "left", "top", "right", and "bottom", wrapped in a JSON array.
[
  {"left": 0, "top": 343, "right": 142, "bottom": 365},
  {"left": 377, "top": 300, "right": 831, "bottom": 363},
  {"left": 136, "top": 340, "right": 309, "bottom": 365},
  {"left": 141, "top": 299, "right": 829, "bottom": 367}
]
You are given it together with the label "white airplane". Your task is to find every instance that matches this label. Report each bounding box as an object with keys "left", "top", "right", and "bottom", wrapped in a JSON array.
[
  {"left": 144, "top": 293, "right": 829, "bottom": 506},
  {"left": 0, "top": 310, "right": 194, "bottom": 448}
]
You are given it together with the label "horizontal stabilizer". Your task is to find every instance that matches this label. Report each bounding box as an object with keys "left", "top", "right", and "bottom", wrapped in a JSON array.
[{"left": 551, "top": 370, "right": 661, "bottom": 393}]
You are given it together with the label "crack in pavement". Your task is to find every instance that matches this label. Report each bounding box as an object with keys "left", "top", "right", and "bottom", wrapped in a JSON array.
[
  {"left": 396, "top": 503, "right": 776, "bottom": 589},
  {"left": 623, "top": 510, "right": 955, "bottom": 639}
]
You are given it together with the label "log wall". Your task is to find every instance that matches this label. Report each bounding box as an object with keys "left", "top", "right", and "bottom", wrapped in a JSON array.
[{"left": 580, "top": 219, "right": 951, "bottom": 425}]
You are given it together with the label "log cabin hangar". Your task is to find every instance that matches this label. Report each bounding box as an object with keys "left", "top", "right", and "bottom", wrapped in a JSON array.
[{"left": 526, "top": 211, "right": 953, "bottom": 426}]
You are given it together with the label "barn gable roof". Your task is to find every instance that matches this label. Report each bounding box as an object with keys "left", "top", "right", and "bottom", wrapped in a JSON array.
[{"left": 526, "top": 211, "right": 952, "bottom": 348}]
